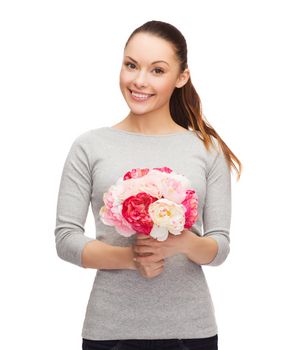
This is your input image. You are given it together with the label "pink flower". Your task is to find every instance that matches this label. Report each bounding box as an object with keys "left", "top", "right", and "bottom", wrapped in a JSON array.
[
  {"left": 122, "top": 192, "right": 157, "bottom": 234},
  {"left": 153, "top": 166, "right": 173, "bottom": 174},
  {"left": 160, "top": 176, "right": 187, "bottom": 203},
  {"left": 181, "top": 189, "right": 199, "bottom": 228},
  {"left": 99, "top": 190, "right": 136, "bottom": 237},
  {"left": 137, "top": 170, "right": 166, "bottom": 199},
  {"left": 123, "top": 168, "right": 150, "bottom": 180}
]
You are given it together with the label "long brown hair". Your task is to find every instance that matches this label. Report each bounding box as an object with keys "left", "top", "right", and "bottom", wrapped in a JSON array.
[{"left": 124, "top": 20, "right": 242, "bottom": 181}]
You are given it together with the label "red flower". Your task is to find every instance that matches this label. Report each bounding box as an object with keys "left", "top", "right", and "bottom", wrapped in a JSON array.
[
  {"left": 122, "top": 192, "right": 157, "bottom": 234},
  {"left": 181, "top": 189, "right": 199, "bottom": 228}
]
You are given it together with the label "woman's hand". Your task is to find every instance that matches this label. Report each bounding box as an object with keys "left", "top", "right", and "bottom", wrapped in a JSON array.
[
  {"left": 133, "top": 254, "right": 165, "bottom": 279},
  {"left": 131, "top": 234, "right": 165, "bottom": 279},
  {"left": 132, "top": 230, "right": 191, "bottom": 278}
]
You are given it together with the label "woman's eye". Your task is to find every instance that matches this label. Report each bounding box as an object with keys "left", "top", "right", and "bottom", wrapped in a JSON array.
[
  {"left": 124, "top": 62, "right": 164, "bottom": 75},
  {"left": 153, "top": 68, "right": 164, "bottom": 75},
  {"left": 125, "top": 62, "right": 136, "bottom": 69}
]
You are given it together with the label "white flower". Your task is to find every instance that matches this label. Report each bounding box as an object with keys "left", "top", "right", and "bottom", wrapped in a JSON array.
[{"left": 148, "top": 198, "right": 185, "bottom": 240}]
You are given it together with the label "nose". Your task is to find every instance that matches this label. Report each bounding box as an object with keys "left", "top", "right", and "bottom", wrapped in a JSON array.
[{"left": 133, "top": 70, "right": 148, "bottom": 89}]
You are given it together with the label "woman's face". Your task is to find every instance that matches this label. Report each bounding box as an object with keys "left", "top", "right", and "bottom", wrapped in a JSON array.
[{"left": 119, "top": 32, "right": 188, "bottom": 116}]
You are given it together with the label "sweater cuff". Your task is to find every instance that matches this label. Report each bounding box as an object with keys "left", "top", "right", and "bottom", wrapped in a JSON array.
[
  {"left": 202, "top": 233, "right": 230, "bottom": 266},
  {"left": 56, "top": 232, "right": 95, "bottom": 268}
]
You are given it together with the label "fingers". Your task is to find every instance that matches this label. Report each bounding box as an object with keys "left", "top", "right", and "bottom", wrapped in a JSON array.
[
  {"left": 136, "top": 259, "right": 163, "bottom": 272},
  {"left": 135, "top": 239, "right": 158, "bottom": 246},
  {"left": 140, "top": 260, "right": 164, "bottom": 278},
  {"left": 136, "top": 234, "right": 150, "bottom": 240},
  {"left": 153, "top": 259, "right": 164, "bottom": 268},
  {"left": 133, "top": 244, "right": 157, "bottom": 255},
  {"left": 154, "top": 264, "right": 164, "bottom": 271},
  {"left": 134, "top": 253, "right": 163, "bottom": 264},
  {"left": 132, "top": 236, "right": 164, "bottom": 266}
]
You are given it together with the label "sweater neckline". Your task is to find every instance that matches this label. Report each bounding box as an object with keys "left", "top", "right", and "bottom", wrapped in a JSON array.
[{"left": 105, "top": 126, "right": 193, "bottom": 137}]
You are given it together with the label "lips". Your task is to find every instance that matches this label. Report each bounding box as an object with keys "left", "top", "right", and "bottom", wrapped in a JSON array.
[
  {"left": 129, "top": 89, "right": 154, "bottom": 96},
  {"left": 128, "top": 89, "right": 155, "bottom": 101}
]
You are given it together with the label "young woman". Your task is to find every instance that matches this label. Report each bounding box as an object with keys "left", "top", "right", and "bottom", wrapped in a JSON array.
[{"left": 54, "top": 20, "right": 242, "bottom": 350}]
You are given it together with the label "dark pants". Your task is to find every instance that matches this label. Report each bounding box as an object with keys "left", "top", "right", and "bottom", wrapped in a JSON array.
[{"left": 82, "top": 334, "right": 218, "bottom": 350}]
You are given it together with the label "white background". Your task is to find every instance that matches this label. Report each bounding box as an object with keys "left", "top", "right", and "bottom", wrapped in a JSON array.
[{"left": 1, "top": 1, "right": 300, "bottom": 349}]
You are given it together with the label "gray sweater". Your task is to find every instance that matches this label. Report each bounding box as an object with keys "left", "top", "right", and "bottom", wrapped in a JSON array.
[{"left": 54, "top": 126, "right": 232, "bottom": 340}]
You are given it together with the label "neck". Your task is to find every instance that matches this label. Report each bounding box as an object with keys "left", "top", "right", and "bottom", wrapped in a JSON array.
[{"left": 123, "top": 108, "right": 181, "bottom": 134}]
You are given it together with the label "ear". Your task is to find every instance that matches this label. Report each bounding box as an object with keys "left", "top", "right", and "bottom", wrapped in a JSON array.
[{"left": 175, "top": 68, "right": 190, "bottom": 89}]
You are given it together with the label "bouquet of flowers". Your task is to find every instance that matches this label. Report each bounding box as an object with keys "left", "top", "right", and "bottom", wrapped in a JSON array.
[{"left": 99, "top": 167, "right": 199, "bottom": 241}]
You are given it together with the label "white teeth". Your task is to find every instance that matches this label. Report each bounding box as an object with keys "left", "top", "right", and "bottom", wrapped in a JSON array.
[{"left": 131, "top": 91, "right": 153, "bottom": 98}]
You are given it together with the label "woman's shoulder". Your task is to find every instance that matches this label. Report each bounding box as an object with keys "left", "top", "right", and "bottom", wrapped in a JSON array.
[{"left": 72, "top": 127, "right": 109, "bottom": 143}]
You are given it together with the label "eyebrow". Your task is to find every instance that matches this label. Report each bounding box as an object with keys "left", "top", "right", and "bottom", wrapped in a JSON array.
[{"left": 125, "top": 56, "right": 170, "bottom": 66}]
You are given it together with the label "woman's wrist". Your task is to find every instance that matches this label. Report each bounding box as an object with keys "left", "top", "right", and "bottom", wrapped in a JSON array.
[
  {"left": 178, "top": 229, "right": 197, "bottom": 255},
  {"left": 126, "top": 246, "right": 137, "bottom": 270}
]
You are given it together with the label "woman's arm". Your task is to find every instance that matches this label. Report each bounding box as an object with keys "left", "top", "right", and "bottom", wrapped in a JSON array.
[
  {"left": 54, "top": 133, "right": 135, "bottom": 271},
  {"left": 180, "top": 230, "right": 219, "bottom": 265},
  {"left": 54, "top": 135, "right": 95, "bottom": 268},
  {"left": 54, "top": 133, "right": 154, "bottom": 273},
  {"left": 132, "top": 229, "right": 218, "bottom": 265},
  {"left": 81, "top": 240, "right": 136, "bottom": 270},
  {"left": 54, "top": 134, "right": 137, "bottom": 270},
  {"left": 200, "top": 144, "right": 232, "bottom": 266}
]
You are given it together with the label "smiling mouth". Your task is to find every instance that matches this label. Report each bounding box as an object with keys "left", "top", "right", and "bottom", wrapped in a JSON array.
[{"left": 128, "top": 89, "right": 155, "bottom": 101}]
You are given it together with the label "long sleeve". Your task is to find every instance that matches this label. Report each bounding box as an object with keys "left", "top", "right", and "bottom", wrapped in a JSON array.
[
  {"left": 54, "top": 135, "right": 95, "bottom": 268},
  {"left": 201, "top": 145, "right": 232, "bottom": 266}
]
